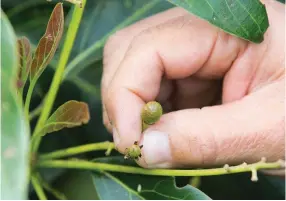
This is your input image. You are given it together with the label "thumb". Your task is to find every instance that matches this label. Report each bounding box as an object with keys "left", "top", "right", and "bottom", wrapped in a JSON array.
[{"left": 138, "top": 80, "right": 285, "bottom": 169}]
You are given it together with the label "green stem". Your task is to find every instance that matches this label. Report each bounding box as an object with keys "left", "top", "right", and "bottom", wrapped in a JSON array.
[
  {"left": 39, "top": 141, "right": 114, "bottom": 160},
  {"left": 69, "top": 76, "right": 100, "bottom": 98},
  {"left": 189, "top": 176, "right": 201, "bottom": 188},
  {"left": 24, "top": 78, "right": 37, "bottom": 116},
  {"left": 31, "top": 1, "right": 86, "bottom": 153},
  {"left": 19, "top": 86, "right": 24, "bottom": 98},
  {"left": 63, "top": 0, "right": 161, "bottom": 78},
  {"left": 29, "top": 102, "right": 44, "bottom": 121},
  {"left": 37, "top": 159, "right": 284, "bottom": 177},
  {"left": 38, "top": 174, "right": 67, "bottom": 200},
  {"left": 31, "top": 173, "right": 47, "bottom": 200}
]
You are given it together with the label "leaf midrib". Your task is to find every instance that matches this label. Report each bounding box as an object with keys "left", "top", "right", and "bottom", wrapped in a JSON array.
[
  {"left": 234, "top": 0, "right": 263, "bottom": 34},
  {"left": 31, "top": 6, "right": 63, "bottom": 79}
]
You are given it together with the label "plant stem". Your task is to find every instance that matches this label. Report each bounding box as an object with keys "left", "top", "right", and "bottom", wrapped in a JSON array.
[
  {"left": 69, "top": 76, "right": 100, "bottom": 98},
  {"left": 189, "top": 176, "right": 201, "bottom": 188},
  {"left": 39, "top": 141, "right": 114, "bottom": 160},
  {"left": 37, "top": 159, "right": 284, "bottom": 177},
  {"left": 38, "top": 174, "right": 67, "bottom": 200},
  {"left": 24, "top": 78, "right": 36, "bottom": 116},
  {"left": 29, "top": 102, "right": 44, "bottom": 121},
  {"left": 19, "top": 86, "right": 24, "bottom": 98},
  {"left": 31, "top": 0, "right": 86, "bottom": 153},
  {"left": 31, "top": 173, "right": 47, "bottom": 200}
]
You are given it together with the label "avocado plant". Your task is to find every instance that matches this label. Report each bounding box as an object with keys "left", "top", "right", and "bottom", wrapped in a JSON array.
[{"left": 1, "top": 0, "right": 284, "bottom": 200}]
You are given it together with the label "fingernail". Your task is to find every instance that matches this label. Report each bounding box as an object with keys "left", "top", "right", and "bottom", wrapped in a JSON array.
[
  {"left": 142, "top": 131, "right": 172, "bottom": 168},
  {"left": 113, "top": 127, "right": 120, "bottom": 148}
]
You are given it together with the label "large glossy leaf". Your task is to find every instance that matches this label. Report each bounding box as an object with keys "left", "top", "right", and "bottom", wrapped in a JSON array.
[
  {"left": 92, "top": 171, "right": 211, "bottom": 200},
  {"left": 1, "top": 10, "right": 30, "bottom": 200},
  {"left": 167, "top": 0, "right": 269, "bottom": 43},
  {"left": 199, "top": 173, "right": 285, "bottom": 199},
  {"left": 30, "top": 3, "right": 64, "bottom": 81},
  {"left": 54, "top": 170, "right": 100, "bottom": 200},
  {"left": 77, "top": 157, "right": 209, "bottom": 200},
  {"left": 17, "top": 37, "right": 32, "bottom": 90},
  {"left": 37, "top": 100, "right": 90, "bottom": 136},
  {"left": 54, "top": 157, "right": 210, "bottom": 200}
]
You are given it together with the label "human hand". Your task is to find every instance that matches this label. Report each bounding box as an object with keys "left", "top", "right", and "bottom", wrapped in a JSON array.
[{"left": 101, "top": 0, "right": 285, "bottom": 169}]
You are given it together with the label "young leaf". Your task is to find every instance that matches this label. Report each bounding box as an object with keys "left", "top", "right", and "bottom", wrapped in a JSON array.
[
  {"left": 1, "top": 10, "right": 30, "bottom": 200},
  {"left": 30, "top": 3, "right": 64, "bottom": 81},
  {"left": 91, "top": 157, "right": 210, "bottom": 200},
  {"left": 167, "top": 0, "right": 269, "bottom": 43},
  {"left": 17, "top": 37, "right": 32, "bottom": 90},
  {"left": 37, "top": 100, "right": 90, "bottom": 136}
]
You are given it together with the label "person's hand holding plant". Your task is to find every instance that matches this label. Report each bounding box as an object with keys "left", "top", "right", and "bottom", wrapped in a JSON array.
[{"left": 101, "top": 0, "right": 285, "bottom": 174}]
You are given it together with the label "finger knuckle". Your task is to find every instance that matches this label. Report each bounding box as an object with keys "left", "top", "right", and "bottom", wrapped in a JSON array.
[{"left": 104, "top": 29, "right": 129, "bottom": 55}]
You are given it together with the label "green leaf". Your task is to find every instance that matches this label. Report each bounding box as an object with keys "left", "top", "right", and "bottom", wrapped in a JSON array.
[
  {"left": 6, "top": 1, "right": 59, "bottom": 49},
  {"left": 63, "top": 0, "right": 173, "bottom": 78},
  {"left": 17, "top": 37, "right": 32, "bottom": 90},
  {"left": 37, "top": 100, "right": 90, "bottom": 136},
  {"left": 37, "top": 173, "right": 67, "bottom": 200},
  {"left": 91, "top": 171, "right": 144, "bottom": 200},
  {"left": 54, "top": 170, "right": 100, "bottom": 200},
  {"left": 1, "top": 10, "right": 30, "bottom": 200},
  {"left": 91, "top": 157, "right": 211, "bottom": 200},
  {"left": 199, "top": 173, "right": 285, "bottom": 199},
  {"left": 30, "top": 2, "right": 64, "bottom": 81},
  {"left": 167, "top": 0, "right": 269, "bottom": 43}
]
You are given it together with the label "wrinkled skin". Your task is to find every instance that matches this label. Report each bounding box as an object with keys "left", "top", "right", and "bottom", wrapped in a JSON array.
[{"left": 100, "top": 0, "right": 285, "bottom": 175}]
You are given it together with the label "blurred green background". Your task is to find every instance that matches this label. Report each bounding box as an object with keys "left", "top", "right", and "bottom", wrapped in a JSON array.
[{"left": 1, "top": 0, "right": 285, "bottom": 199}]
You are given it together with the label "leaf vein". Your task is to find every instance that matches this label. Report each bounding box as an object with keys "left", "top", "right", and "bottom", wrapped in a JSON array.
[
  {"left": 234, "top": 0, "right": 263, "bottom": 34},
  {"left": 224, "top": 0, "right": 249, "bottom": 37}
]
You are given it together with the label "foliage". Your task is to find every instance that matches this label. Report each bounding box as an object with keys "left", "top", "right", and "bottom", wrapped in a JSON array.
[
  {"left": 1, "top": 0, "right": 285, "bottom": 200},
  {"left": 91, "top": 157, "right": 211, "bottom": 200},
  {"left": 1, "top": 10, "right": 30, "bottom": 200},
  {"left": 167, "top": 0, "right": 269, "bottom": 43},
  {"left": 17, "top": 37, "right": 32, "bottom": 93}
]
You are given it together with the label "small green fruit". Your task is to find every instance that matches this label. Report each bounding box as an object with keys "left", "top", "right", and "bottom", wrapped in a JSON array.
[
  {"left": 141, "top": 101, "right": 163, "bottom": 125},
  {"left": 124, "top": 141, "right": 143, "bottom": 160}
]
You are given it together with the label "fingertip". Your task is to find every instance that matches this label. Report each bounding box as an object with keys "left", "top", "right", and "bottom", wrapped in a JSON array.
[{"left": 107, "top": 87, "right": 145, "bottom": 154}]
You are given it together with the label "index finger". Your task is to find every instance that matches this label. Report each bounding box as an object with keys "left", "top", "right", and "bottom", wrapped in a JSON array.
[{"left": 101, "top": 7, "right": 189, "bottom": 132}]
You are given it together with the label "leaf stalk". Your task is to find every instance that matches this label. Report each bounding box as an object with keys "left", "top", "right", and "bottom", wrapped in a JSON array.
[
  {"left": 37, "top": 159, "right": 284, "bottom": 178},
  {"left": 24, "top": 78, "right": 37, "bottom": 117},
  {"left": 39, "top": 141, "right": 114, "bottom": 160},
  {"left": 31, "top": 173, "right": 47, "bottom": 200}
]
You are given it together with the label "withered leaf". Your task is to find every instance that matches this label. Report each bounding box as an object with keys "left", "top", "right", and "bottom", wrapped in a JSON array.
[
  {"left": 38, "top": 100, "right": 90, "bottom": 136},
  {"left": 30, "top": 3, "right": 64, "bottom": 81},
  {"left": 17, "top": 37, "right": 32, "bottom": 90}
]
